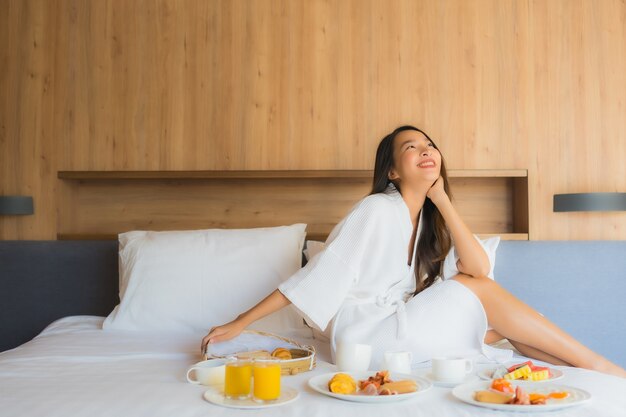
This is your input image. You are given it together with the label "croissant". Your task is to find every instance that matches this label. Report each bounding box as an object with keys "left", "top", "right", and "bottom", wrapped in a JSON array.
[
  {"left": 271, "top": 347, "right": 292, "bottom": 360},
  {"left": 328, "top": 373, "right": 357, "bottom": 394}
]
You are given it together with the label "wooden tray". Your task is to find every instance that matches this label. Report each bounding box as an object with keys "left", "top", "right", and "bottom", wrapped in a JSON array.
[{"left": 204, "top": 330, "right": 316, "bottom": 376}]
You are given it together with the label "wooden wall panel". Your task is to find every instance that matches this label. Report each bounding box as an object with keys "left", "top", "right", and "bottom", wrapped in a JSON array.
[
  {"left": 50, "top": 0, "right": 531, "bottom": 172},
  {"left": 527, "top": 0, "right": 626, "bottom": 239},
  {"left": 0, "top": 0, "right": 57, "bottom": 239},
  {"left": 1, "top": 0, "right": 625, "bottom": 240}
]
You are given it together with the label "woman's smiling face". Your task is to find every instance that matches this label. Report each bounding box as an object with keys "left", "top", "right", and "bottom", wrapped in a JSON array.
[{"left": 388, "top": 129, "right": 442, "bottom": 187}]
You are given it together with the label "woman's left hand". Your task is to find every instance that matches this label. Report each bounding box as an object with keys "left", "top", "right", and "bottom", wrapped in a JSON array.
[{"left": 426, "top": 176, "right": 449, "bottom": 206}]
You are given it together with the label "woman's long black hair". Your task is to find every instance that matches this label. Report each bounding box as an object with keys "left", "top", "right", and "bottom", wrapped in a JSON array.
[{"left": 370, "top": 125, "right": 452, "bottom": 295}]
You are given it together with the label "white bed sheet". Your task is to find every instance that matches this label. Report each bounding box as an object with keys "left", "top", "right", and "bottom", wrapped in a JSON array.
[{"left": 1, "top": 316, "right": 625, "bottom": 417}]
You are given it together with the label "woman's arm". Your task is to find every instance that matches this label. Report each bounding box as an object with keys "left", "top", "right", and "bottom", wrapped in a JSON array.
[
  {"left": 200, "top": 289, "right": 291, "bottom": 352},
  {"left": 427, "top": 177, "right": 490, "bottom": 278}
]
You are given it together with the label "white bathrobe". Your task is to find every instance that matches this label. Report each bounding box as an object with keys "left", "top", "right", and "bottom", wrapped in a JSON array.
[{"left": 278, "top": 183, "right": 513, "bottom": 368}]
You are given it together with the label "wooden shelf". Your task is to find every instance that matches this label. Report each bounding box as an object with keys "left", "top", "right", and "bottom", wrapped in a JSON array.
[
  {"left": 58, "top": 170, "right": 373, "bottom": 180},
  {"left": 58, "top": 169, "right": 527, "bottom": 180},
  {"left": 57, "top": 232, "right": 529, "bottom": 241},
  {"left": 448, "top": 169, "right": 527, "bottom": 178},
  {"left": 477, "top": 233, "right": 529, "bottom": 241},
  {"left": 57, "top": 169, "right": 529, "bottom": 241}
]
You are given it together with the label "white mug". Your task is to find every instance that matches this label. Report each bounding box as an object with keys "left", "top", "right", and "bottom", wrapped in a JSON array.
[
  {"left": 431, "top": 357, "right": 474, "bottom": 383},
  {"left": 335, "top": 343, "right": 372, "bottom": 372},
  {"left": 186, "top": 359, "right": 226, "bottom": 386},
  {"left": 383, "top": 350, "right": 412, "bottom": 374}
]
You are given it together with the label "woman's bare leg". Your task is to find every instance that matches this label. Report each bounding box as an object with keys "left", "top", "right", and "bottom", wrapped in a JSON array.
[
  {"left": 485, "top": 329, "right": 571, "bottom": 366},
  {"left": 509, "top": 340, "right": 572, "bottom": 366},
  {"left": 454, "top": 274, "right": 626, "bottom": 378},
  {"left": 484, "top": 329, "right": 505, "bottom": 344}
]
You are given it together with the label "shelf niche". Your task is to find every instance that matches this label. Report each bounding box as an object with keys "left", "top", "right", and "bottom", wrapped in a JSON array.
[{"left": 57, "top": 170, "right": 529, "bottom": 241}]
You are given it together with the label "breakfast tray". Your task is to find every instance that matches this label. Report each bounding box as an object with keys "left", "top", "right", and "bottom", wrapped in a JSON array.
[{"left": 204, "top": 330, "right": 316, "bottom": 376}]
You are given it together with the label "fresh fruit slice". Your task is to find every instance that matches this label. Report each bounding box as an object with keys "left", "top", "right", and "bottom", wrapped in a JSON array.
[
  {"left": 528, "top": 369, "right": 550, "bottom": 381},
  {"left": 504, "top": 364, "right": 532, "bottom": 380},
  {"left": 507, "top": 360, "right": 533, "bottom": 373}
]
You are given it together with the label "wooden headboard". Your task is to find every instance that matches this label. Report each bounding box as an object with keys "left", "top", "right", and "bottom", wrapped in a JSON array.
[{"left": 57, "top": 170, "right": 529, "bottom": 241}]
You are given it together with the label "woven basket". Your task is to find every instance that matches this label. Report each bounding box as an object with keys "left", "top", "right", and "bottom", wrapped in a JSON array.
[{"left": 205, "top": 330, "right": 316, "bottom": 376}]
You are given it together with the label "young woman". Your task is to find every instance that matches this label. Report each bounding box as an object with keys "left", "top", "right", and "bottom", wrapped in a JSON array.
[{"left": 202, "top": 125, "right": 626, "bottom": 377}]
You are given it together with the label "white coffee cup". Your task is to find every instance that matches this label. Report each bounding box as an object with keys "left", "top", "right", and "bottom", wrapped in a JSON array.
[
  {"left": 186, "top": 359, "right": 226, "bottom": 386},
  {"left": 383, "top": 350, "right": 412, "bottom": 374},
  {"left": 431, "top": 357, "right": 474, "bottom": 383},
  {"left": 335, "top": 343, "right": 372, "bottom": 372}
]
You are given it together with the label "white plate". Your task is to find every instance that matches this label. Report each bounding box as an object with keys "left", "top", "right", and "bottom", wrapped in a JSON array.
[
  {"left": 478, "top": 367, "right": 564, "bottom": 382},
  {"left": 308, "top": 372, "right": 432, "bottom": 403},
  {"left": 452, "top": 381, "right": 591, "bottom": 412},
  {"left": 203, "top": 386, "right": 299, "bottom": 409},
  {"left": 425, "top": 372, "right": 478, "bottom": 387}
]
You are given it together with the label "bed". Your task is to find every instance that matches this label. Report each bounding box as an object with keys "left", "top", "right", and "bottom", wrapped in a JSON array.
[
  {"left": 1, "top": 229, "right": 626, "bottom": 416},
  {"left": 1, "top": 315, "right": 625, "bottom": 416}
]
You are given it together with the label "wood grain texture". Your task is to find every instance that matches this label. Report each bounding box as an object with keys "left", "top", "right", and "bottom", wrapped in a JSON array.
[
  {"left": 56, "top": 169, "right": 527, "bottom": 180},
  {"left": 2, "top": 0, "right": 625, "bottom": 240},
  {"left": 526, "top": 0, "right": 626, "bottom": 239},
  {"left": 0, "top": 0, "right": 57, "bottom": 239}
]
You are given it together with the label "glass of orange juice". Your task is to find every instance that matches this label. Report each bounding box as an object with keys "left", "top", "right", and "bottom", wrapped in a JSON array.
[
  {"left": 224, "top": 358, "right": 252, "bottom": 399},
  {"left": 252, "top": 360, "right": 282, "bottom": 403}
]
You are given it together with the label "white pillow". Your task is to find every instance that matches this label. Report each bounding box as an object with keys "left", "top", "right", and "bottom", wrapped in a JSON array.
[
  {"left": 103, "top": 224, "right": 309, "bottom": 336},
  {"left": 304, "top": 236, "right": 500, "bottom": 279},
  {"left": 303, "top": 240, "right": 326, "bottom": 262}
]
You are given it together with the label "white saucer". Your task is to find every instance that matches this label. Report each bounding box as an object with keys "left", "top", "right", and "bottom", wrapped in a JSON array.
[
  {"left": 203, "top": 386, "right": 299, "bottom": 409},
  {"left": 425, "top": 373, "right": 477, "bottom": 388},
  {"left": 308, "top": 372, "right": 432, "bottom": 403},
  {"left": 452, "top": 381, "right": 591, "bottom": 412}
]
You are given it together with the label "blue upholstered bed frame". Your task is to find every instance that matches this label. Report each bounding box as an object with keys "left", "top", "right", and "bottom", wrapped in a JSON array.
[{"left": 1, "top": 240, "right": 624, "bottom": 367}]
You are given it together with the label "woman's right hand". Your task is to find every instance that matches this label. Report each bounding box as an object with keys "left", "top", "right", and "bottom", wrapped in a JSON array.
[
  {"left": 200, "top": 289, "right": 292, "bottom": 354},
  {"left": 201, "top": 318, "right": 246, "bottom": 354},
  {"left": 426, "top": 176, "right": 449, "bottom": 207}
]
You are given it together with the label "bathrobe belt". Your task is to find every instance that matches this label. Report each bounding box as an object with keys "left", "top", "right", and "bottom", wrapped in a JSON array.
[{"left": 330, "top": 291, "right": 411, "bottom": 355}]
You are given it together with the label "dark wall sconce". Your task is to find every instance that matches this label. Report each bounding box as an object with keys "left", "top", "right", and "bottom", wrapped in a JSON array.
[
  {"left": 554, "top": 193, "right": 626, "bottom": 212},
  {"left": 0, "top": 196, "right": 34, "bottom": 215}
]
